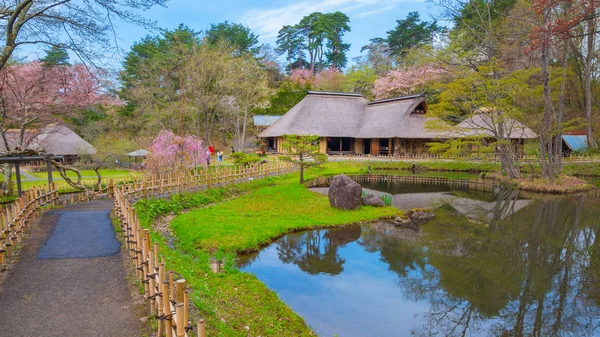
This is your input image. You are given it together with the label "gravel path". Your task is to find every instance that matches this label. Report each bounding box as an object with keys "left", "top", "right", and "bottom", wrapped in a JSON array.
[{"left": 0, "top": 200, "right": 142, "bottom": 337}]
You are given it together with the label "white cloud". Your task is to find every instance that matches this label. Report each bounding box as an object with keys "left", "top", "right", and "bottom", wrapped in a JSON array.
[{"left": 241, "top": 0, "right": 420, "bottom": 40}]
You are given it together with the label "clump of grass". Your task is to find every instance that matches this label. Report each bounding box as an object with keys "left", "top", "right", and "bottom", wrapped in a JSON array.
[{"left": 381, "top": 194, "right": 393, "bottom": 206}]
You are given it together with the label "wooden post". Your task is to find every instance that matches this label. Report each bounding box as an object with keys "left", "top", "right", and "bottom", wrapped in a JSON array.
[
  {"left": 183, "top": 291, "right": 189, "bottom": 330},
  {"left": 175, "top": 303, "right": 185, "bottom": 337},
  {"left": 175, "top": 279, "right": 186, "bottom": 303},
  {"left": 162, "top": 282, "right": 173, "bottom": 337},
  {"left": 197, "top": 319, "right": 206, "bottom": 337},
  {"left": 15, "top": 162, "right": 22, "bottom": 197}
]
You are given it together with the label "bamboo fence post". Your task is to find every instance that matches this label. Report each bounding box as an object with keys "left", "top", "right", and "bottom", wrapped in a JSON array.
[
  {"left": 175, "top": 303, "right": 185, "bottom": 337},
  {"left": 197, "top": 320, "right": 206, "bottom": 337},
  {"left": 169, "top": 272, "right": 175, "bottom": 302},
  {"left": 162, "top": 281, "right": 173, "bottom": 337}
]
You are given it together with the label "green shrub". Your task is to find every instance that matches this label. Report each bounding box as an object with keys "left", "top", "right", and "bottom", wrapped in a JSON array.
[{"left": 229, "top": 152, "right": 261, "bottom": 166}]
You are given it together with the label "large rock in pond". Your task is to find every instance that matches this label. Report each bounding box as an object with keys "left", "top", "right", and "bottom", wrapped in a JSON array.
[
  {"left": 407, "top": 209, "right": 435, "bottom": 226},
  {"left": 361, "top": 194, "right": 385, "bottom": 207},
  {"left": 329, "top": 174, "right": 362, "bottom": 210}
]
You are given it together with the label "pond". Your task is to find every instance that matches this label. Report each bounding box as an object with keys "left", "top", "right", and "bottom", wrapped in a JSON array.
[{"left": 238, "top": 177, "right": 600, "bottom": 337}]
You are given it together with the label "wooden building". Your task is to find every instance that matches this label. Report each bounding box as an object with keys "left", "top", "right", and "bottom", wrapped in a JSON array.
[{"left": 258, "top": 91, "right": 537, "bottom": 156}]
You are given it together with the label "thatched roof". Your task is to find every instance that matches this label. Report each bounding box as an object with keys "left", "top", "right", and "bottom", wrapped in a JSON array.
[
  {"left": 127, "top": 149, "right": 148, "bottom": 157},
  {"left": 259, "top": 91, "right": 368, "bottom": 137},
  {"left": 357, "top": 96, "right": 448, "bottom": 138},
  {"left": 260, "top": 92, "right": 539, "bottom": 140},
  {"left": 0, "top": 124, "right": 96, "bottom": 155},
  {"left": 259, "top": 91, "right": 448, "bottom": 138},
  {"left": 455, "top": 113, "right": 538, "bottom": 139}
]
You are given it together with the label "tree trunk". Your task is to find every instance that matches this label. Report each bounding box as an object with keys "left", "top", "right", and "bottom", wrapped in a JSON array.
[
  {"left": 585, "top": 17, "right": 596, "bottom": 148},
  {"left": 299, "top": 152, "right": 304, "bottom": 183},
  {"left": 539, "top": 19, "right": 556, "bottom": 181},
  {"left": 554, "top": 41, "right": 569, "bottom": 174},
  {"left": 2, "top": 163, "right": 13, "bottom": 196}
]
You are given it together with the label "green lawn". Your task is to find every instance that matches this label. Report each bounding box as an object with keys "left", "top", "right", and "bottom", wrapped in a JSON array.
[
  {"left": 27, "top": 168, "right": 137, "bottom": 179},
  {"left": 8, "top": 168, "right": 141, "bottom": 192},
  {"left": 171, "top": 179, "right": 398, "bottom": 253},
  {"left": 134, "top": 171, "right": 398, "bottom": 336}
]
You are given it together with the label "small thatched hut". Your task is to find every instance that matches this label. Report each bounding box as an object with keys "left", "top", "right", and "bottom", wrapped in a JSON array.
[{"left": 0, "top": 124, "right": 96, "bottom": 160}]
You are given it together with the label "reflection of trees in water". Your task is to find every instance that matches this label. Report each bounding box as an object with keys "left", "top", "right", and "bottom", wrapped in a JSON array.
[
  {"left": 275, "top": 225, "right": 361, "bottom": 275},
  {"left": 358, "top": 222, "right": 427, "bottom": 278},
  {"left": 406, "top": 195, "right": 600, "bottom": 337}
]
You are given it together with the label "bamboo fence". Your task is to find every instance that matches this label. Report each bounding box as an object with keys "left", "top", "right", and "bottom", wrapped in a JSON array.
[
  {"left": 328, "top": 153, "right": 600, "bottom": 163},
  {"left": 305, "top": 174, "right": 500, "bottom": 192},
  {"left": 0, "top": 184, "right": 59, "bottom": 266},
  {"left": 111, "top": 161, "right": 296, "bottom": 337},
  {"left": 0, "top": 161, "right": 296, "bottom": 337}
]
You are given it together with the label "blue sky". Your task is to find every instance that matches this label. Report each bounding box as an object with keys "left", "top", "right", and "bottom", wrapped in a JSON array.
[{"left": 19, "top": 0, "right": 444, "bottom": 69}]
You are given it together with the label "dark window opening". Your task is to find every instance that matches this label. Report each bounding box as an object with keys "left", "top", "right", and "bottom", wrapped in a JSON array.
[
  {"left": 363, "top": 139, "right": 371, "bottom": 154},
  {"left": 268, "top": 138, "right": 277, "bottom": 151},
  {"left": 326, "top": 137, "right": 354, "bottom": 153},
  {"left": 379, "top": 138, "right": 389, "bottom": 155}
]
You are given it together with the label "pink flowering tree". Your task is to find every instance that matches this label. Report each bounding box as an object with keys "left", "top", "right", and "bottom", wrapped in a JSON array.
[
  {"left": 373, "top": 65, "right": 448, "bottom": 99},
  {"left": 0, "top": 61, "right": 121, "bottom": 194},
  {"left": 289, "top": 69, "right": 316, "bottom": 86},
  {"left": 145, "top": 130, "right": 207, "bottom": 176}
]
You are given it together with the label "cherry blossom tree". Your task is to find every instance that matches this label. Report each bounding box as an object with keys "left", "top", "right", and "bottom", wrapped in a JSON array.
[
  {"left": 144, "top": 130, "right": 207, "bottom": 176},
  {"left": 289, "top": 69, "right": 315, "bottom": 86},
  {"left": 0, "top": 61, "right": 120, "bottom": 194},
  {"left": 372, "top": 65, "right": 448, "bottom": 99}
]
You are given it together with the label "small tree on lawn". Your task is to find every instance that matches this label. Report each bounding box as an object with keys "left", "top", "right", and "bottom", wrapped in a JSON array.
[{"left": 279, "top": 134, "right": 327, "bottom": 183}]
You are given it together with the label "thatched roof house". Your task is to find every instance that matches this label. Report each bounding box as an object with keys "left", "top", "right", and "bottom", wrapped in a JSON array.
[
  {"left": 0, "top": 124, "right": 96, "bottom": 157},
  {"left": 259, "top": 91, "right": 537, "bottom": 156}
]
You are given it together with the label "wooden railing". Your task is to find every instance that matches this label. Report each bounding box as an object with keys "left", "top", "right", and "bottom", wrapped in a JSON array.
[
  {"left": 0, "top": 184, "right": 59, "bottom": 265},
  {"left": 305, "top": 174, "right": 500, "bottom": 192},
  {"left": 112, "top": 161, "right": 296, "bottom": 337},
  {"left": 327, "top": 153, "right": 600, "bottom": 163}
]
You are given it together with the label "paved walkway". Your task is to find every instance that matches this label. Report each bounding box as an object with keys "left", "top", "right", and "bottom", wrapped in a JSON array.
[{"left": 0, "top": 200, "right": 141, "bottom": 337}]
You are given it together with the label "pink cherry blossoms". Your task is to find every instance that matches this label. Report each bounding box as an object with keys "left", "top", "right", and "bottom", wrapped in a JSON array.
[
  {"left": 0, "top": 61, "right": 122, "bottom": 116},
  {"left": 372, "top": 65, "right": 447, "bottom": 99},
  {"left": 145, "top": 130, "right": 207, "bottom": 175}
]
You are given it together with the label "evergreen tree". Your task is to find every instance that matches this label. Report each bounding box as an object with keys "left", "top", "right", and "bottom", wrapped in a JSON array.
[
  {"left": 40, "top": 46, "right": 70, "bottom": 66},
  {"left": 386, "top": 12, "right": 444, "bottom": 57},
  {"left": 205, "top": 21, "right": 261, "bottom": 56}
]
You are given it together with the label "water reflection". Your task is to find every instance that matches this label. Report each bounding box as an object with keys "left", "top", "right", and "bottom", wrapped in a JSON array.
[{"left": 240, "top": 187, "right": 600, "bottom": 337}]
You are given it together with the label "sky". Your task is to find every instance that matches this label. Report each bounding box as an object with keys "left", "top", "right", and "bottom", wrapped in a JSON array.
[{"left": 19, "top": 0, "right": 445, "bottom": 70}]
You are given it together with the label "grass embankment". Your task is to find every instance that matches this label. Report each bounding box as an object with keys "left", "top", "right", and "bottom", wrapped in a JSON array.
[
  {"left": 135, "top": 172, "right": 397, "bottom": 336},
  {"left": 2, "top": 169, "right": 140, "bottom": 195}
]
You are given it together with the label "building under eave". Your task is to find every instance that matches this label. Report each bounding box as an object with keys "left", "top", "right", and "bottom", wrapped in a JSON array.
[{"left": 258, "top": 91, "right": 537, "bottom": 156}]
